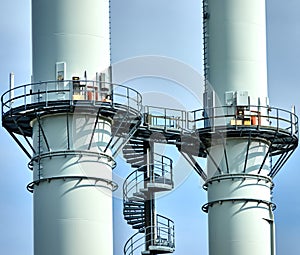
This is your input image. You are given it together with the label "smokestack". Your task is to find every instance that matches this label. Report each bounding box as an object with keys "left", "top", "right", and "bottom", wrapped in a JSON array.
[
  {"left": 201, "top": 1, "right": 298, "bottom": 254},
  {"left": 1, "top": 1, "right": 141, "bottom": 255}
]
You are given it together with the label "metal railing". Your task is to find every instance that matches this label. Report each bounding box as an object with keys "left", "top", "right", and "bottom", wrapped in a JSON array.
[
  {"left": 143, "top": 105, "right": 188, "bottom": 131},
  {"left": 155, "top": 214, "right": 175, "bottom": 248},
  {"left": 1, "top": 80, "right": 143, "bottom": 116},
  {"left": 187, "top": 105, "right": 299, "bottom": 137},
  {"left": 2, "top": 80, "right": 297, "bottom": 140},
  {"left": 123, "top": 153, "right": 173, "bottom": 202},
  {"left": 143, "top": 104, "right": 298, "bottom": 140},
  {"left": 124, "top": 217, "right": 175, "bottom": 255}
]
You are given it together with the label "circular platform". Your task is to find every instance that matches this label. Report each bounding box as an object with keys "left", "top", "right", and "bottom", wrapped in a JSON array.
[
  {"left": 1, "top": 80, "right": 142, "bottom": 137},
  {"left": 189, "top": 105, "right": 299, "bottom": 157}
]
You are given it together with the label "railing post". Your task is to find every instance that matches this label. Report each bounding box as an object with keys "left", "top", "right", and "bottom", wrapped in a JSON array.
[
  {"left": 45, "top": 82, "right": 48, "bottom": 107},
  {"left": 69, "top": 81, "right": 73, "bottom": 104},
  {"left": 38, "top": 89, "right": 40, "bottom": 103},
  {"left": 163, "top": 160, "right": 166, "bottom": 178},
  {"left": 168, "top": 221, "right": 171, "bottom": 245},
  {"left": 9, "top": 73, "right": 14, "bottom": 109},
  {"left": 291, "top": 105, "right": 296, "bottom": 135},
  {"left": 164, "top": 108, "right": 167, "bottom": 129},
  {"left": 290, "top": 111, "right": 293, "bottom": 135},
  {"left": 127, "top": 87, "right": 129, "bottom": 108},
  {"left": 277, "top": 108, "right": 279, "bottom": 132},
  {"left": 24, "top": 85, "right": 27, "bottom": 110}
]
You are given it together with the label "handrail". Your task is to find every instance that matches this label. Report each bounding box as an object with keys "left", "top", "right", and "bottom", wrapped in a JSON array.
[
  {"left": 2, "top": 80, "right": 297, "bottom": 141},
  {"left": 142, "top": 104, "right": 298, "bottom": 142},
  {"left": 123, "top": 163, "right": 173, "bottom": 202},
  {"left": 144, "top": 105, "right": 188, "bottom": 131},
  {"left": 1, "top": 80, "right": 143, "bottom": 116},
  {"left": 123, "top": 152, "right": 173, "bottom": 201},
  {"left": 157, "top": 214, "right": 174, "bottom": 228},
  {"left": 124, "top": 224, "right": 175, "bottom": 255},
  {"left": 188, "top": 105, "right": 299, "bottom": 137},
  {"left": 153, "top": 152, "right": 173, "bottom": 181}
]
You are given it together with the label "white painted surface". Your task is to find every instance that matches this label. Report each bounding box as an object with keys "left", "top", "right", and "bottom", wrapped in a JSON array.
[
  {"left": 32, "top": 0, "right": 110, "bottom": 82},
  {"left": 206, "top": 176, "right": 274, "bottom": 255},
  {"left": 205, "top": 1, "right": 274, "bottom": 255},
  {"left": 206, "top": 0, "right": 268, "bottom": 103},
  {"left": 31, "top": 114, "right": 114, "bottom": 255}
]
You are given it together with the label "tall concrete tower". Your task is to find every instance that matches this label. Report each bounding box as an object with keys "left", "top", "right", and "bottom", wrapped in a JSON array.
[
  {"left": 1, "top": 1, "right": 142, "bottom": 254},
  {"left": 200, "top": 0, "right": 298, "bottom": 254}
]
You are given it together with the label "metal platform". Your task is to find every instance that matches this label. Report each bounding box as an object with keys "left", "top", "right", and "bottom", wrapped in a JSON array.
[
  {"left": 1, "top": 80, "right": 142, "bottom": 135},
  {"left": 1, "top": 80, "right": 143, "bottom": 158}
]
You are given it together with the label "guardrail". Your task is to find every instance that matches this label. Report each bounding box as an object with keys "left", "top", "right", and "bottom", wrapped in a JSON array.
[
  {"left": 188, "top": 105, "right": 299, "bottom": 137},
  {"left": 1, "top": 80, "right": 143, "bottom": 116},
  {"left": 123, "top": 153, "right": 173, "bottom": 201},
  {"left": 143, "top": 105, "right": 298, "bottom": 138},
  {"left": 124, "top": 219, "right": 175, "bottom": 255},
  {"left": 144, "top": 105, "right": 188, "bottom": 131},
  {"left": 156, "top": 214, "right": 175, "bottom": 248},
  {"left": 2, "top": 81, "right": 297, "bottom": 139}
]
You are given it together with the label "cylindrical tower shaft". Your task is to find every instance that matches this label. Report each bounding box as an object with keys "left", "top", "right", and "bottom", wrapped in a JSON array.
[
  {"left": 32, "top": 0, "right": 110, "bottom": 82},
  {"left": 205, "top": 0, "right": 268, "bottom": 102},
  {"left": 31, "top": 114, "right": 115, "bottom": 255},
  {"left": 31, "top": 1, "right": 113, "bottom": 255},
  {"left": 203, "top": 1, "right": 275, "bottom": 255}
]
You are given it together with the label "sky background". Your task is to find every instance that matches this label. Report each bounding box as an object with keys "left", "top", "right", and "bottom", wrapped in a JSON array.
[{"left": 0, "top": 0, "right": 300, "bottom": 254}]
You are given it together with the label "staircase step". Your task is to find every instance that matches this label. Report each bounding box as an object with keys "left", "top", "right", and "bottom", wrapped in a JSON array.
[
  {"left": 123, "top": 153, "right": 145, "bottom": 161},
  {"left": 125, "top": 145, "right": 143, "bottom": 149},
  {"left": 127, "top": 219, "right": 145, "bottom": 225},
  {"left": 146, "top": 246, "right": 175, "bottom": 254},
  {"left": 126, "top": 156, "right": 146, "bottom": 164},
  {"left": 123, "top": 206, "right": 144, "bottom": 211},
  {"left": 122, "top": 148, "right": 145, "bottom": 154},
  {"left": 137, "top": 165, "right": 147, "bottom": 172},
  {"left": 129, "top": 137, "right": 144, "bottom": 142},
  {"left": 123, "top": 150, "right": 145, "bottom": 156},
  {"left": 140, "top": 183, "right": 173, "bottom": 193},
  {"left": 124, "top": 142, "right": 144, "bottom": 147},
  {"left": 132, "top": 223, "right": 146, "bottom": 230},
  {"left": 128, "top": 196, "right": 144, "bottom": 202},
  {"left": 127, "top": 142, "right": 144, "bottom": 146},
  {"left": 125, "top": 153, "right": 146, "bottom": 159},
  {"left": 123, "top": 212, "right": 145, "bottom": 218},
  {"left": 124, "top": 201, "right": 144, "bottom": 207},
  {"left": 124, "top": 148, "right": 144, "bottom": 154},
  {"left": 123, "top": 207, "right": 144, "bottom": 212},
  {"left": 123, "top": 210, "right": 145, "bottom": 216},
  {"left": 124, "top": 214, "right": 145, "bottom": 220},
  {"left": 124, "top": 151, "right": 145, "bottom": 157},
  {"left": 133, "top": 192, "right": 147, "bottom": 199},
  {"left": 123, "top": 152, "right": 145, "bottom": 160},
  {"left": 131, "top": 162, "right": 146, "bottom": 168},
  {"left": 124, "top": 202, "right": 144, "bottom": 208}
]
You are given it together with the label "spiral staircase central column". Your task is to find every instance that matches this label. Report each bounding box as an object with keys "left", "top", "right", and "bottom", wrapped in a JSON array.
[{"left": 144, "top": 141, "right": 156, "bottom": 253}]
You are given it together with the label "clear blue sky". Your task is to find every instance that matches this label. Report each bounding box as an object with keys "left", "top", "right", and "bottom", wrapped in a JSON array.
[{"left": 1, "top": 0, "right": 300, "bottom": 254}]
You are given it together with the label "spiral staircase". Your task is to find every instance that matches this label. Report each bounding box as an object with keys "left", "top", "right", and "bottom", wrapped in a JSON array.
[{"left": 122, "top": 137, "right": 175, "bottom": 255}]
